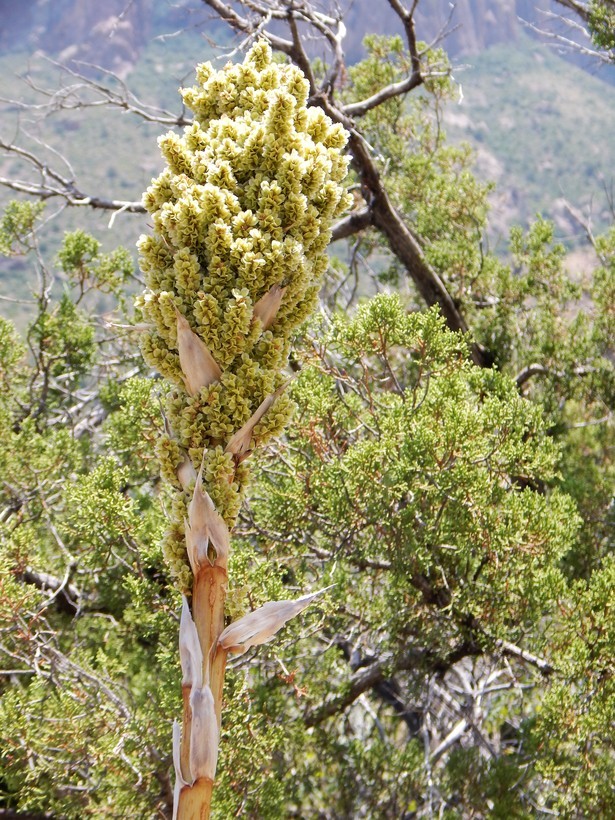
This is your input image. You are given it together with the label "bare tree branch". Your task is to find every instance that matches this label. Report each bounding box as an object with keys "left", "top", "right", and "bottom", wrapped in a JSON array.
[
  {"left": 344, "top": 72, "right": 425, "bottom": 118},
  {"left": 497, "top": 639, "right": 555, "bottom": 676},
  {"left": 21, "top": 566, "right": 81, "bottom": 615},
  {"left": 552, "top": 0, "right": 591, "bottom": 22},
  {"left": 0, "top": 137, "right": 145, "bottom": 212},
  {"left": 0, "top": 175, "right": 145, "bottom": 213},
  {"left": 330, "top": 206, "right": 373, "bottom": 241},
  {"left": 515, "top": 362, "right": 596, "bottom": 389},
  {"left": 345, "top": 0, "right": 424, "bottom": 116},
  {"left": 304, "top": 640, "right": 478, "bottom": 727},
  {"left": 430, "top": 717, "right": 468, "bottom": 762},
  {"left": 520, "top": 3, "right": 614, "bottom": 64},
  {"left": 304, "top": 656, "right": 388, "bottom": 726},
  {"left": 2, "top": 57, "right": 191, "bottom": 127},
  {"left": 199, "top": 0, "right": 294, "bottom": 54}
]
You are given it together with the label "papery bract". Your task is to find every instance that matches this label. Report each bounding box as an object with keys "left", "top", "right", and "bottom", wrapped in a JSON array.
[
  {"left": 189, "top": 684, "right": 219, "bottom": 782},
  {"left": 218, "top": 585, "right": 334, "bottom": 655}
]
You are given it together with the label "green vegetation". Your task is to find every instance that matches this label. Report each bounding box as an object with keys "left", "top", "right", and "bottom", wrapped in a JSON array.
[
  {"left": 0, "top": 30, "right": 220, "bottom": 317},
  {"left": 589, "top": 0, "right": 615, "bottom": 51},
  {"left": 445, "top": 32, "right": 615, "bottom": 236},
  {"left": 0, "top": 8, "right": 613, "bottom": 820}
]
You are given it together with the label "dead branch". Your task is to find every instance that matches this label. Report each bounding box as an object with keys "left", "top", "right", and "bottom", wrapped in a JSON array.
[
  {"left": 4, "top": 56, "right": 191, "bottom": 127},
  {"left": 0, "top": 137, "right": 145, "bottom": 213},
  {"left": 497, "top": 639, "right": 555, "bottom": 676},
  {"left": 330, "top": 206, "right": 373, "bottom": 241},
  {"left": 515, "top": 362, "right": 596, "bottom": 389},
  {"left": 21, "top": 566, "right": 81, "bottom": 615},
  {"left": 520, "top": 3, "right": 614, "bottom": 63},
  {"left": 552, "top": 0, "right": 591, "bottom": 23}
]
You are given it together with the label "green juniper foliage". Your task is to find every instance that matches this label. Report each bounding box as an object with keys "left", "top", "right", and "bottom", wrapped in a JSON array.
[
  {"left": 588, "top": 0, "right": 615, "bottom": 51},
  {"left": 0, "top": 211, "right": 177, "bottom": 818},
  {"left": 0, "top": 23, "right": 613, "bottom": 820},
  {"left": 208, "top": 295, "right": 580, "bottom": 817}
]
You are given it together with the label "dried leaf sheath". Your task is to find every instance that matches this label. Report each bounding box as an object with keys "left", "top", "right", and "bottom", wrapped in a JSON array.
[
  {"left": 189, "top": 684, "right": 219, "bottom": 782},
  {"left": 225, "top": 382, "right": 290, "bottom": 459},
  {"left": 179, "top": 596, "right": 203, "bottom": 688},
  {"left": 218, "top": 586, "right": 335, "bottom": 655},
  {"left": 172, "top": 720, "right": 187, "bottom": 820},
  {"left": 186, "top": 467, "right": 230, "bottom": 571},
  {"left": 178, "top": 597, "right": 202, "bottom": 784}
]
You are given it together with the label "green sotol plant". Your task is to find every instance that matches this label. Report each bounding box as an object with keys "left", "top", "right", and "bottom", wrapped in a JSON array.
[{"left": 136, "top": 41, "right": 350, "bottom": 818}]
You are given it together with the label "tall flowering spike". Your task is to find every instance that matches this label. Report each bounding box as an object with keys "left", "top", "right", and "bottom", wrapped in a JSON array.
[
  {"left": 137, "top": 41, "right": 349, "bottom": 819},
  {"left": 217, "top": 585, "right": 335, "bottom": 655},
  {"left": 137, "top": 40, "right": 351, "bottom": 588}
]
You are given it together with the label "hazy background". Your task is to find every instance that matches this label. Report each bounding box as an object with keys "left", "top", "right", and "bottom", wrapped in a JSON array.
[{"left": 1, "top": 0, "right": 613, "bottom": 318}]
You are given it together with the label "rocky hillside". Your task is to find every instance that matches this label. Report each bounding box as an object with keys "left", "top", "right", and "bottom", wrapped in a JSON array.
[
  {"left": 345, "top": 0, "right": 522, "bottom": 60},
  {"left": 0, "top": 0, "right": 587, "bottom": 70},
  {"left": 0, "top": 0, "right": 154, "bottom": 77}
]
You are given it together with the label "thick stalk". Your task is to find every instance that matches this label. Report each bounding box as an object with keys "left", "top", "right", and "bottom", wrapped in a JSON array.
[
  {"left": 178, "top": 778, "right": 214, "bottom": 820},
  {"left": 180, "top": 685, "right": 193, "bottom": 783},
  {"left": 193, "top": 564, "right": 229, "bottom": 724},
  {"left": 177, "top": 564, "right": 227, "bottom": 819}
]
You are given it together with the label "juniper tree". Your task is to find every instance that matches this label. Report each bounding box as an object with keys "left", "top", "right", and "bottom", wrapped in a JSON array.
[{"left": 0, "top": 4, "right": 613, "bottom": 819}]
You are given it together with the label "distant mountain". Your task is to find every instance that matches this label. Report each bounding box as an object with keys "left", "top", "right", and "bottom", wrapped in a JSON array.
[
  {"left": 344, "top": 0, "right": 521, "bottom": 61},
  {"left": 0, "top": 0, "right": 600, "bottom": 72},
  {"left": 0, "top": 0, "right": 153, "bottom": 77},
  {"left": 444, "top": 33, "right": 615, "bottom": 240}
]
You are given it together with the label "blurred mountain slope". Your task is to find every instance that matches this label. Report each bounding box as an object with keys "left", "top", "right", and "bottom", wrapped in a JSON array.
[
  {"left": 0, "top": 0, "right": 601, "bottom": 67},
  {"left": 0, "top": 0, "right": 613, "bottom": 321}
]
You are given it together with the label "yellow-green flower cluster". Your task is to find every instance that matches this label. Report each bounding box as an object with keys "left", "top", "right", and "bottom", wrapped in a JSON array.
[{"left": 136, "top": 41, "right": 350, "bottom": 587}]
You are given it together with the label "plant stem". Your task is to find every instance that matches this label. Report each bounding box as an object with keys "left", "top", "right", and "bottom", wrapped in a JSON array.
[
  {"left": 177, "top": 777, "right": 215, "bottom": 819},
  {"left": 178, "top": 563, "right": 228, "bottom": 818}
]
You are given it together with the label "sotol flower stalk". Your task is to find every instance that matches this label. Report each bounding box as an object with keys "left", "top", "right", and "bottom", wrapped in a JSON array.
[{"left": 136, "top": 42, "right": 350, "bottom": 819}]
